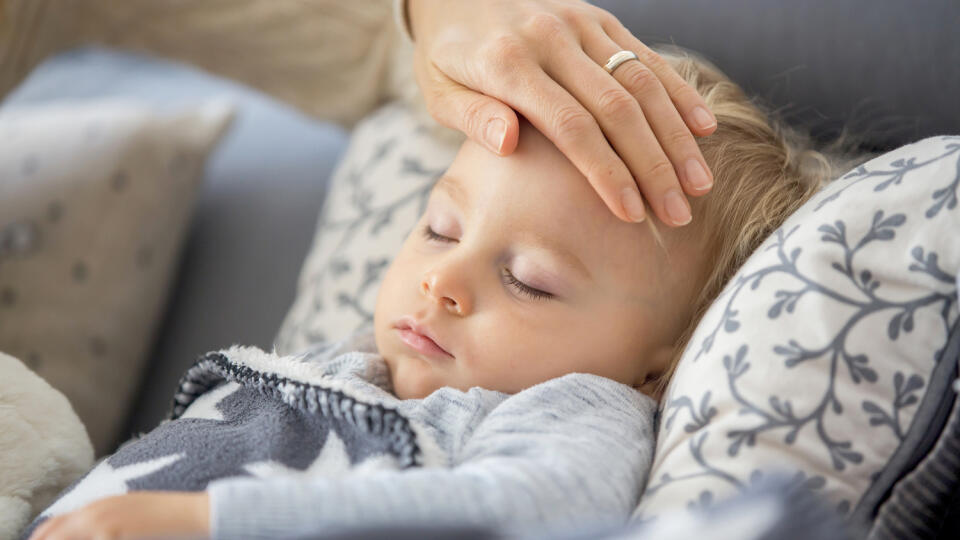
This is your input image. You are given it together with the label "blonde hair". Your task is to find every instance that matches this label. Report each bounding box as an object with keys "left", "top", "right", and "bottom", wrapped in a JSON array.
[{"left": 650, "top": 50, "right": 854, "bottom": 397}]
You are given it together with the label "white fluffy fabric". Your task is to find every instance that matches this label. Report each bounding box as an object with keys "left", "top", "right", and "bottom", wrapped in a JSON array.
[{"left": 0, "top": 351, "right": 93, "bottom": 539}]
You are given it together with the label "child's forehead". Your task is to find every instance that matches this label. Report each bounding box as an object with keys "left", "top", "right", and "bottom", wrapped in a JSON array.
[
  {"left": 515, "top": 118, "right": 566, "bottom": 157},
  {"left": 443, "top": 124, "right": 628, "bottom": 236},
  {"left": 438, "top": 120, "right": 703, "bottom": 299},
  {"left": 442, "top": 144, "right": 595, "bottom": 219},
  {"left": 432, "top": 170, "right": 656, "bottom": 282},
  {"left": 456, "top": 123, "right": 582, "bottom": 186}
]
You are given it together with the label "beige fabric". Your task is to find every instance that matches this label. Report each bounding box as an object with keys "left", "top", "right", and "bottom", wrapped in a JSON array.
[
  {"left": 0, "top": 0, "right": 420, "bottom": 129},
  {"left": 0, "top": 100, "right": 234, "bottom": 456},
  {"left": 0, "top": 351, "right": 93, "bottom": 539}
]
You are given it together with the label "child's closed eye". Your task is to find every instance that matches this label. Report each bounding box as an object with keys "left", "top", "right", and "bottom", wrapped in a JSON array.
[
  {"left": 502, "top": 268, "right": 553, "bottom": 300},
  {"left": 421, "top": 224, "right": 454, "bottom": 244},
  {"left": 420, "top": 225, "right": 554, "bottom": 301}
]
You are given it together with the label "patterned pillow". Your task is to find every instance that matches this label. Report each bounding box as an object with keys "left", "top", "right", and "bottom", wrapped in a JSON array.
[
  {"left": 0, "top": 100, "right": 234, "bottom": 455},
  {"left": 274, "top": 103, "right": 461, "bottom": 354},
  {"left": 636, "top": 136, "right": 960, "bottom": 525},
  {"left": 275, "top": 101, "right": 960, "bottom": 527}
]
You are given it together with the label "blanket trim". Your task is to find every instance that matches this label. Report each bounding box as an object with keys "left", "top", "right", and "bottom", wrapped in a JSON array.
[{"left": 166, "top": 352, "right": 422, "bottom": 468}]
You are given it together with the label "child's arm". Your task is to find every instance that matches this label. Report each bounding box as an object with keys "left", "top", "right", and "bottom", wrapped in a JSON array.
[
  {"left": 28, "top": 374, "right": 655, "bottom": 540},
  {"left": 206, "top": 374, "right": 656, "bottom": 539},
  {"left": 26, "top": 492, "right": 209, "bottom": 540}
]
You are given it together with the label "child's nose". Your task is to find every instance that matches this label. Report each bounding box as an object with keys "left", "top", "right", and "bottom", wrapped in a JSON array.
[{"left": 420, "top": 272, "right": 469, "bottom": 316}]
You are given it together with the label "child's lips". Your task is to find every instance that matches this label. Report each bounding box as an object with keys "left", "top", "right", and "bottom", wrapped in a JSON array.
[
  {"left": 393, "top": 317, "right": 454, "bottom": 360},
  {"left": 396, "top": 328, "right": 454, "bottom": 360}
]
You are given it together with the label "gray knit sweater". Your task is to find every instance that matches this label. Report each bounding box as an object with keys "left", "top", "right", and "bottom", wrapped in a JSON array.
[{"left": 207, "top": 329, "right": 658, "bottom": 539}]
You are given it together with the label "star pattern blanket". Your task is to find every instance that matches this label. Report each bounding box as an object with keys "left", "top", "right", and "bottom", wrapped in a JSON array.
[{"left": 20, "top": 345, "right": 427, "bottom": 538}]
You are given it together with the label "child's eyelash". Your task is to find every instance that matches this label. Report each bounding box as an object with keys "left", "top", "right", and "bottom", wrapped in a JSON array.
[
  {"left": 502, "top": 268, "right": 553, "bottom": 300},
  {"left": 421, "top": 225, "right": 452, "bottom": 243},
  {"left": 420, "top": 225, "right": 554, "bottom": 301}
]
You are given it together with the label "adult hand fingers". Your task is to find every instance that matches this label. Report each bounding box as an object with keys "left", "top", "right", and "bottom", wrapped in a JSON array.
[
  {"left": 441, "top": 46, "right": 640, "bottom": 222},
  {"left": 579, "top": 28, "right": 715, "bottom": 224},
  {"left": 425, "top": 28, "right": 646, "bottom": 223},
  {"left": 414, "top": 53, "right": 520, "bottom": 156},
  {"left": 509, "top": 69, "right": 649, "bottom": 223},
  {"left": 602, "top": 17, "right": 718, "bottom": 137},
  {"left": 546, "top": 37, "right": 700, "bottom": 226}
]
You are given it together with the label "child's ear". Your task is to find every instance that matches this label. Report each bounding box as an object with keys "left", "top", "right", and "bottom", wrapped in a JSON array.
[
  {"left": 634, "top": 374, "right": 666, "bottom": 401},
  {"left": 632, "top": 343, "right": 675, "bottom": 400}
]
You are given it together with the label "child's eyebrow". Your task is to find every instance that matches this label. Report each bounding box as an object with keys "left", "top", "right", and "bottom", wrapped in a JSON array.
[
  {"left": 435, "top": 175, "right": 469, "bottom": 209},
  {"left": 435, "top": 175, "right": 592, "bottom": 281}
]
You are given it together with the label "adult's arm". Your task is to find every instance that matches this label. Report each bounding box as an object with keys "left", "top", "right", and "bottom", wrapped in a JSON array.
[
  {"left": 404, "top": 0, "right": 718, "bottom": 226},
  {"left": 0, "top": 0, "right": 397, "bottom": 128},
  {"left": 1, "top": 0, "right": 714, "bottom": 226}
]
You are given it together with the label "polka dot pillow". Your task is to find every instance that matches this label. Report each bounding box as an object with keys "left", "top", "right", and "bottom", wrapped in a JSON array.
[
  {"left": 636, "top": 136, "right": 960, "bottom": 528},
  {"left": 0, "top": 100, "right": 234, "bottom": 455}
]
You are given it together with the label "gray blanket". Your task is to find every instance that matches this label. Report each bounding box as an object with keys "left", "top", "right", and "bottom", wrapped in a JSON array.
[
  {"left": 20, "top": 345, "right": 855, "bottom": 540},
  {"left": 21, "top": 347, "right": 424, "bottom": 538}
]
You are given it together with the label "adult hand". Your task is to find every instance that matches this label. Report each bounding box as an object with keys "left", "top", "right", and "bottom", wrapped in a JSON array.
[
  {"left": 407, "top": 0, "right": 718, "bottom": 226},
  {"left": 27, "top": 492, "right": 210, "bottom": 540}
]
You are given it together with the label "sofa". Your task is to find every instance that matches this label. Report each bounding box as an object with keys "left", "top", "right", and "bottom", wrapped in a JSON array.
[{"left": 1, "top": 0, "right": 958, "bottom": 538}]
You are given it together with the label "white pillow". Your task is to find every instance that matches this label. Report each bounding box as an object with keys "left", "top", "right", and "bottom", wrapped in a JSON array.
[
  {"left": 274, "top": 102, "right": 460, "bottom": 354},
  {"left": 0, "top": 100, "right": 234, "bottom": 455},
  {"left": 637, "top": 136, "right": 960, "bottom": 523}
]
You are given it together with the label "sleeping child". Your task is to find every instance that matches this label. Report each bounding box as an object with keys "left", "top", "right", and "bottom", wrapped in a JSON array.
[{"left": 24, "top": 51, "right": 834, "bottom": 540}]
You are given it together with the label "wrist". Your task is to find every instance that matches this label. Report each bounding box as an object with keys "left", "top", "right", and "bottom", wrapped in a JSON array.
[
  {"left": 190, "top": 492, "right": 212, "bottom": 535},
  {"left": 406, "top": 0, "right": 435, "bottom": 43},
  {"left": 396, "top": 0, "right": 416, "bottom": 42}
]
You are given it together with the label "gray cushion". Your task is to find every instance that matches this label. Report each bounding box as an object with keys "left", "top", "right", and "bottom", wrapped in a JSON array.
[
  {"left": 597, "top": 0, "right": 960, "bottom": 150},
  {"left": 0, "top": 100, "right": 234, "bottom": 455},
  {"left": 865, "top": 319, "right": 960, "bottom": 539}
]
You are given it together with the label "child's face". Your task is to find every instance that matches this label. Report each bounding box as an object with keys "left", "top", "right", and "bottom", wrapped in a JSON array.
[{"left": 374, "top": 122, "right": 706, "bottom": 399}]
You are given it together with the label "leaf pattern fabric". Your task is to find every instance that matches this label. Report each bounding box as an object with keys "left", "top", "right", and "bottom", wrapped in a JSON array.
[{"left": 637, "top": 136, "right": 960, "bottom": 523}]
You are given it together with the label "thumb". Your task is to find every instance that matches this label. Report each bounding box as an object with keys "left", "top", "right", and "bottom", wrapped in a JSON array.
[{"left": 424, "top": 73, "right": 520, "bottom": 156}]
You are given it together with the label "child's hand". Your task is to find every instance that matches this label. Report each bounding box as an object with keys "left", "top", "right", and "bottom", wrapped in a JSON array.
[{"left": 28, "top": 491, "right": 210, "bottom": 540}]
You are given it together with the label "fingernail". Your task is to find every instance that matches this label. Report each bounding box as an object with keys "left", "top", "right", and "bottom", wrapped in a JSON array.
[
  {"left": 692, "top": 106, "right": 717, "bottom": 131},
  {"left": 685, "top": 159, "right": 713, "bottom": 192},
  {"left": 664, "top": 190, "right": 692, "bottom": 225},
  {"left": 621, "top": 187, "right": 646, "bottom": 222},
  {"left": 485, "top": 118, "right": 507, "bottom": 153}
]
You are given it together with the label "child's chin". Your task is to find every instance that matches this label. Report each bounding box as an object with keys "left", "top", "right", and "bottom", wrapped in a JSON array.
[
  {"left": 389, "top": 357, "right": 442, "bottom": 400},
  {"left": 394, "top": 380, "right": 438, "bottom": 400}
]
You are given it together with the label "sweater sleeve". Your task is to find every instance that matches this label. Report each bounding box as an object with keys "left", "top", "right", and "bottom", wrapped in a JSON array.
[
  {"left": 0, "top": 0, "right": 400, "bottom": 128},
  {"left": 207, "top": 374, "right": 657, "bottom": 539}
]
